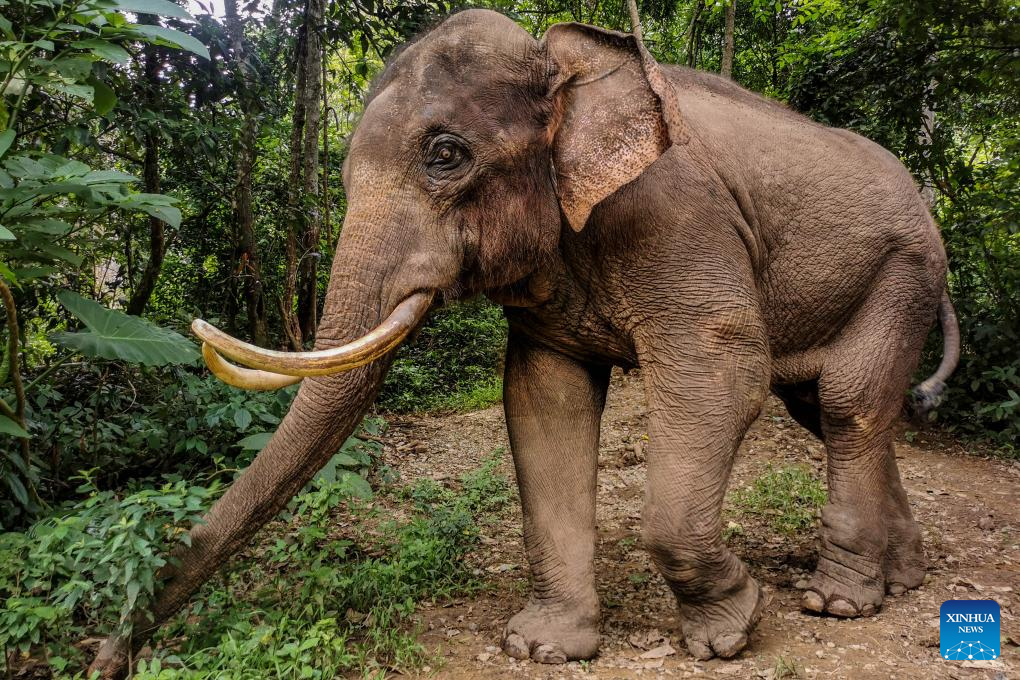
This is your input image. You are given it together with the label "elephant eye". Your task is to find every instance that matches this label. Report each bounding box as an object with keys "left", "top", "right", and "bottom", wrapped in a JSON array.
[{"left": 426, "top": 135, "right": 469, "bottom": 175}]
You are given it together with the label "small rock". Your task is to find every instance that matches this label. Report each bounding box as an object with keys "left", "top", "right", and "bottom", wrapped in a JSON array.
[
  {"left": 815, "top": 650, "right": 825, "bottom": 658},
  {"left": 640, "top": 644, "right": 677, "bottom": 659},
  {"left": 978, "top": 515, "right": 995, "bottom": 531},
  {"left": 486, "top": 563, "right": 518, "bottom": 573},
  {"left": 795, "top": 579, "right": 809, "bottom": 590},
  {"left": 476, "top": 652, "right": 492, "bottom": 662},
  {"left": 961, "top": 660, "right": 1005, "bottom": 670}
]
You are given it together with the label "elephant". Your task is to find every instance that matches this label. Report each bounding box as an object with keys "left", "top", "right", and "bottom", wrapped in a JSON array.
[{"left": 89, "top": 9, "right": 960, "bottom": 676}]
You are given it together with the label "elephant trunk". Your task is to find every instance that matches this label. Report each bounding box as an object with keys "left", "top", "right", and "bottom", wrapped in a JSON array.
[{"left": 88, "top": 231, "right": 424, "bottom": 678}]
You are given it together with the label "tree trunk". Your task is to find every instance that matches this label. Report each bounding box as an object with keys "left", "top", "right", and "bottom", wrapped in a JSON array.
[
  {"left": 282, "top": 14, "right": 309, "bottom": 349},
  {"left": 225, "top": 0, "right": 268, "bottom": 345},
  {"left": 126, "top": 21, "right": 165, "bottom": 316},
  {"left": 296, "top": 0, "right": 324, "bottom": 343},
  {"left": 721, "top": 0, "right": 736, "bottom": 79},
  {"left": 918, "top": 76, "right": 937, "bottom": 208},
  {"left": 685, "top": 1, "right": 704, "bottom": 68}
]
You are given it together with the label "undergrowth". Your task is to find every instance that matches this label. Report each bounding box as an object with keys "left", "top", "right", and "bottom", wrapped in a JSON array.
[
  {"left": 379, "top": 299, "right": 506, "bottom": 413},
  {"left": 1, "top": 423, "right": 511, "bottom": 678},
  {"left": 730, "top": 464, "right": 827, "bottom": 535}
]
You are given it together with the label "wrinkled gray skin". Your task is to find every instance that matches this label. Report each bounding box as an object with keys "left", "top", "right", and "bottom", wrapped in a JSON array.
[{"left": 90, "top": 10, "right": 959, "bottom": 675}]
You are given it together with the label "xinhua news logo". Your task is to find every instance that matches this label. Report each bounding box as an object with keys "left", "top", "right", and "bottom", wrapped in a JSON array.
[{"left": 940, "top": 599, "right": 1000, "bottom": 661}]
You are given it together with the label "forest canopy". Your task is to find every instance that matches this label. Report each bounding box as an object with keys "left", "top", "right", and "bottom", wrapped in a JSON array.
[{"left": 0, "top": 0, "right": 1017, "bottom": 676}]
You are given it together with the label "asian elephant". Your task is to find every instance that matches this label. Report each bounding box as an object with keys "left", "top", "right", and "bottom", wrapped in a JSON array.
[{"left": 89, "top": 9, "right": 959, "bottom": 675}]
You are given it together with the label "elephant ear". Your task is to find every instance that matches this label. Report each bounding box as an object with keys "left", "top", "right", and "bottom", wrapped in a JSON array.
[{"left": 542, "top": 23, "right": 688, "bottom": 232}]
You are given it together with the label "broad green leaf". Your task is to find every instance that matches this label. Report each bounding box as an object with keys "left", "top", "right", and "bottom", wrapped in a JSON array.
[
  {"left": 90, "top": 77, "right": 116, "bottom": 115},
  {"left": 73, "top": 39, "right": 131, "bottom": 64},
  {"left": 0, "top": 225, "right": 14, "bottom": 240},
  {"left": 48, "top": 82, "right": 94, "bottom": 101},
  {"left": 126, "top": 580, "right": 140, "bottom": 609},
  {"left": 331, "top": 452, "right": 359, "bottom": 467},
  {"left": 135, "top": 203, "right": 181, "bottom": 228},
  {"left": 0, "top": 129, "right": 14, "bottom": 159},
  {"left": 237, "top": 431, "right": 273, "bottom": 451},
  {"left": 339, "top": 471, "right": 373, "bottom": 500},
  {"left": 13, "top": 266, "right": 57, "bottom": 281},
  {"left": 52, "top": 290, "right": 200, "bottom": 366},
  {"left": 127, "top": 24, "right": 209, "bottom": 60},
  {"left": 52, "top": 56, "right": 93, "bottom": 80},
  {"left": 0, "top": 260, "right": 15, "bottom": 283},
  {"left": 233, "top": 408, "right": 252, "bottom": 430},
  {"left": 22, "top": 218, "right": 72, "bottom": 235},
  {"left": 0, "top": 414, "right": 29, "bottom": 438},
  {"left": 33, "top": 241, "right": 83, "bottom": 266},
  {"left": 112, "top": 0, "right": 192, "bottom": 19},
  {"left": 54, "top": 158, "right": 92, "bottom": 177},
  {"left": 4, "top": 471, "right": 28, "bottom": 506},
  {"left": 81, "top": 169, "right": 136, "bottom": 183}
]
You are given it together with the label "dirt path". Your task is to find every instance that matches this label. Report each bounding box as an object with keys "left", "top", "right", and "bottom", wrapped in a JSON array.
[{"left": 378, "top": 369, "right": 1018, "bottom": 680}]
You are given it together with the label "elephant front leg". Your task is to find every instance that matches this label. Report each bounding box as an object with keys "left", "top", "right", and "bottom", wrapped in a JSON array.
[
  {"left": 501, "top": 330, "right": 609, "bottom": 664},
  {"left": 640, "top": 341, "right": 770, "bottom": 660}
]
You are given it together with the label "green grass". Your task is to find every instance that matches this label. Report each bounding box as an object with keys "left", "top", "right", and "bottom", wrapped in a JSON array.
[
  {"left": 436, "top": 376, "right": 503, "bottom": 412},
  {"left": 730, "top": 464, "right": 827, "bottom": 535}
]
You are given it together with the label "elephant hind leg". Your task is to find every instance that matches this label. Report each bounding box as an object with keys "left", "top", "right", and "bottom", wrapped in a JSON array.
[
  {"left": 882, "top": 446, "right": 925, "bottom": 595},
  {"left": 803, "top": 266, "right": 936, "bottom": 618},
  {"left": 773, "top": 382, "right": 924, "bottom": 598}
]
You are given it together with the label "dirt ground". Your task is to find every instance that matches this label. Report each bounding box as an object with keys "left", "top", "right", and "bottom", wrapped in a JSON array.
[{"left": 378, "top": 369, "right": 1019, "bottom": 680}]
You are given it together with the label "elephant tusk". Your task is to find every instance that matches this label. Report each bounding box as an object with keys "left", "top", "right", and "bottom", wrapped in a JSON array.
[
  {"left": 192, "top": 291, "right": 434, "bottom": 378},
  {"left": 202, "top": 343, "right": 303, "bottom": 390}
]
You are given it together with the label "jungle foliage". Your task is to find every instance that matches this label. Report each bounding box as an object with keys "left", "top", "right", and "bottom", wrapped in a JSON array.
[{"left": 0, "top": 0, "right": 1017, "bottom": 675}]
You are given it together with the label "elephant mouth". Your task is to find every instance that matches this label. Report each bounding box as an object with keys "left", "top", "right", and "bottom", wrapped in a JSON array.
[{"left": 192, "top": 291, "right": 435, "bottom": 390}]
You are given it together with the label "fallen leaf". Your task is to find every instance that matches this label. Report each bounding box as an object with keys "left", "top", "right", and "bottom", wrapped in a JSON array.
[{"left": 640, "top": 643, "right": 676, "bottom": 659}]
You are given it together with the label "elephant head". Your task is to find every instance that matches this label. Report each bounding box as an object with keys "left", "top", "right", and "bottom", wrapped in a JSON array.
[{"left": 90, "top": 9, "right": 684, "bottom": 676}]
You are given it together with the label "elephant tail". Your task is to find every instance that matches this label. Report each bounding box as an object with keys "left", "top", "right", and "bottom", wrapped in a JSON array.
[{"left": 909, "top": 290, "right": 961, "bottom": 417}]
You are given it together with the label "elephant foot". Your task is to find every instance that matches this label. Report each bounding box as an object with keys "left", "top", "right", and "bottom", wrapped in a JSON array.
[
  {"left": 884, "top": 518, "right": 926, "bottom": 596},
  {"left": 87, "top": 634, "right": 131, "bottom": 680},
  {"left": 678, "top": 574, "right": 764, "bottom": 660},
  {"left": 501, "top": 600, "right": 600, "bottom": 663},
  {"left": 802, "top": 554, "right": 885, "bottom": 617},
  {"left": 802, "top": 504, "right": 885, "bottom": 618}
]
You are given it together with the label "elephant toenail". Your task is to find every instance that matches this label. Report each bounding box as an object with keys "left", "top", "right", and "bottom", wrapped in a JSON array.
[
  {"left": 827, "top": 599, "right": 858, "bottom": 618},
  {"left": 712, "top": 632, "right": 748, "bottom": 658},
  {"left": 801, "top": 590, "right": 825, "bottom": 613},
  {"left": 502, "top": 632, "right": 531, "bottom": 660},
  {"left": 860, "top": 603, "right": 877, "bottom": 616},
  {"left": 887, "top": 582, "right": 906, "bottom": 595},
  {"left": 532, "top": 643, "right": 567, "bottom": 664}
]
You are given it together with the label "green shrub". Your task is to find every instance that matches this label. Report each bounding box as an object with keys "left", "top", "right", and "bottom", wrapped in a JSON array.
[
  {"left": 8, "top": 368, "right": 296, "bottom": 515},
  {"left": 379, "top": 299, "right": 507, "bottom": 413},
  {"left": 0, "top": 475, "right": 219, "bottom": 671}
]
